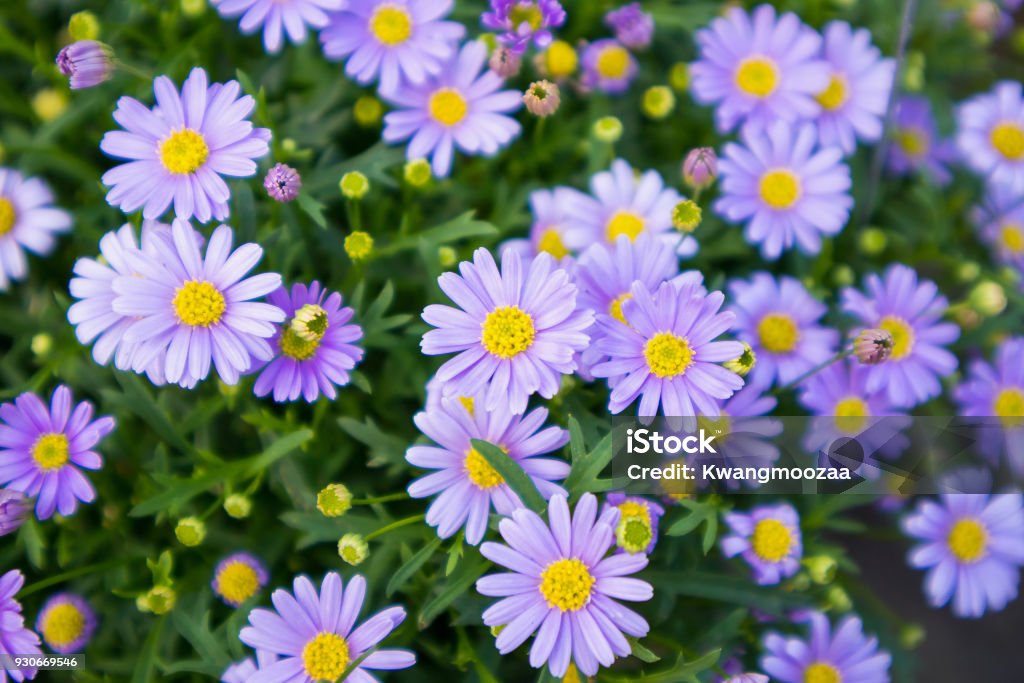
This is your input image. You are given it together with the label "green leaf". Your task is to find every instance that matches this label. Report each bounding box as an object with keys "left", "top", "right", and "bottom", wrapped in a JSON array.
[
  {"left": 130, "top": 614, "right": 165, "bottom": 683},
  {"left": 563, "top": 432, "right": 614, "bottom": 495},
  {"left": 380, "top": 211, "right": 498, "bottom": 255},
  {"left": 418, "top": 554, "right": 489, "bottom": 628},
  {"left": 628, "top": 636, "right": 661, "bottom": 663},
  {"left": 646, "top": 571, "right": 806, "bottom": 614},
  {"left": 387, "top": 537, "right": 443, "bottom": 597},
  {"left": 171, "top": 607, "right": 229, "bottom": 668},
  {"left": 105, "top": 374, "right": 195, "bottom": 455},
  {"left": 296, "top": 191, "right": 327, "bottom": 228},
  {"left": 471, "top": 439, "right": 546, "bottom": 513},
  {"left": 568, "top": 415, "right": 586, "bottom": 465},
  {"left": 701, "top": 512, "right": 719, "bottom": 555},
  {"left": 602, "top": 649, "right": 721, "bottom": 683},
  {"left": 445, "top": 532, "right": 464, "bottom": 576},
  {"left": 664, "top": 509, "right": 707, "bottom": 538}
]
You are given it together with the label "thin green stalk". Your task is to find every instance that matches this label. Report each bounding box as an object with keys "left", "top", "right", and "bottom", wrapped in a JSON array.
[
  {"left": 18, "top": 558, "right": 128, "bottom": 598},
  {"left": 353, "top": 492, "right": 408, "bottom": 505},
  {"left": 364, "top": 513, "right": 425, "bottom": 542},
  {"left": 775, "top": 348, "right": 854, "bottom": 394}
]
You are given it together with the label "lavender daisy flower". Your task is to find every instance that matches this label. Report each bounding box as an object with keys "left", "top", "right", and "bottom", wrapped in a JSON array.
[
  {"left": 238, "top": 572, "right": 415, "bottom": 683},
  {"left": 100, "top": 67, "right": 271, "bottom": 223},
  {"left": 971, "top": 181, "right": 1024, "bottom": 269},
  {"left": 690, "top": 4, "right": 829, "bottom": 133},
  {"left": 421, "top": 247, "right": 593, "bottom": 415},
  {"left": 213, "top": 552, "right": 269, "bottom": 607},
  {"left": 253, "top": 281, "right": 364, "bottom": 403},
  {"left": 721, "top": 503, "right": 802, "bottom": 585},
  {"left": 592, "top": 280, "right": 744, "bottom": 417},
  {"left": 112, "top": 219, "right": 284, "bottom": 389},
  {"left": 728, "top": 273, "right": 838, "bottom": 388},
  {"left": 605, "top": 3, "right": 654, "bottom": 50},
  {"left": 210, "top": 0, "right": 344, "bottom": 54},
  {"left": 957, "top": 80, "right": 1024, "bottom": 192},
  {"left": 322, "top": 0, "right": 465, "bottom": 94},
  {"left": 481, "top": 0, "right": 566, "bottom": 54},
  {"left": 406, "top": 401, "right": 569, "bottom": 545},
  {"left": 381, "top": 41, "right": 522, "bottom": 177},
  {"left": 715, "top": 121, "right": 853, "bottom": 260},
  {"left": 35, "top": 593, "right": 97, "bottom": 654},
  {"left": 0, "top": 571, "right": 42, "bottom": 682},
  {"left": 813, "top": 21, "right": 895, "bottom": 154},
  {"left": 887, "top": 96, "right": 956, "bottom": 185},
  {"left": 56, "top": 40, "right": 113, "bottom": 90},
  {"left": 0, "top": 168, "right": 71, "bottom": 291},
  {"left": 902, "top": 493, "right": 1024, "bottom": 617},
  {"left": 841, "top": 264, "right": 959, "bottom": 407},
  {"left": 580, "top": 39, "right": 638, "bottom": 94},
  {"left": 476, "top": 493, "right": 653, "bottom": 678},
  {"left": 0, "top": 386, "right": 114, "bottom": 520},
  {"left": 761, "top": 611, "right": 891, "bottom": 683},
  {"left": 0, "top": 490, "right": 28, "bottom": 537},
  {"left": 263, "top": 163, "right": 301, "bottom": 203},
  {"left": 499, "top": 187, "right": 590, "bottom": 264},
  {"left": 603, "top": 493, "right": 665, "bottom": 554}
]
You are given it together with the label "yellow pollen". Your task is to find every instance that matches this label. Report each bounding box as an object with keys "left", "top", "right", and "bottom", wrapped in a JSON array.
[
  {"left": 896, "top": 128, "right": 927, "bottom": 157},
  {"left": 280, "top": 328, "right": 321, "bottom": 361},
  {"left": 429, "top": 88, "right": 468, "bottom": 127},
  {"left": 215, "top": 561, "right": 260, "bottom": 605},
  {"left": 539, "top": 558, "right": 595, "bottom": 612},
  {"left": 815, "top": 74, "right": 848, "bottom": 111},
  {"left": 369, "top": 4, "right": 412, "bottom": 45},
  {"left": 644, "top": 332, "right": 694, "bottom": 378},
  {"left": 757, "top": 313, "right": 800, "bottom": 353},
  {"left": 1000, "top": 223, "right": 1024, "bottom": 254},
  {"left": 537, "top": 227, "right": 569, "bottom": 259},
  {"left": 759, "top": 169, "right": 801, "bottom": 209},
  {"left": 509, "top": 4, "right": 544, "bottom": 31},
  {"left": 596, "top": 45, "right": 630, "bottom": 80},
  {"left": 159, "top": 128, "right": 209, "bottom": 175},
  {"left": 834, "top": 396, "right": 870, "bottom": 434},
  {"left": 878, "top": 315, "right": 914, "bottom": 360},
  {"left": 40, "top": 604, "right": 86, "bottom": 650},
  {"left": 481, "top": 305, "right": 536, "bottom": 359},
  {"left": 0, "top": 197, "right": 15, "bottom": 236},
  {"left": 609, "top": 293, "right": 633, "bottom": 325},
  {"left": 464, "top": 447, "right": 505, "bottom": 489},
  {"left": 617, "top": 501, "right": 650, "bottom": 523},
  {"left": 458, "top": 396, "right": 476, "bottom": 416},
  {"left": 994, "top": 387, "right": 1024, "bottom": 428},
  {"left": 751, "top": 518, "right": 793, "bottom": 563},
  {"left": 32, "top": 433, "right": 69, "bottom": 471},
  {"left": 606, "top": 210, "right": 645, "bottom": 241},
  {"left": 804, "top": 662, "right": 842, "bottom": 683},
  {"left": 302, "top": 632, "right": 350, "bottom": 682},
  {"left": 990, "top": 121, "right": 1024, "bottom": 161},
  {"left": 172, "top": 281, "right": 226, "bottom": 327},
  {"left": 735, "top": 56, "right": 779, "bottom": 98},
  {"left": 947, "top": 518, "right": 987, "bottom": 563}
]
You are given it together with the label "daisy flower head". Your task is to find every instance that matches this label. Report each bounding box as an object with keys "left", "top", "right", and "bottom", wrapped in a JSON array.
[
  {"left": 887, "top": 95, "right": 956, "bottom": 185},
  {"left": 813, "top": 21, "right": 895, "bottom": 154},
  {"left": 715, "top": 120, "right": 853, "bottom": 260},
  {"left": 210, "top": 0, "right": 344, "bottom": 54},
  {"left": 112, "top": 218, "right": 285, "bottom": 389},
  {"left": 580, "top": 39, "right": 638, "bottom": 94},
  {"left": 238, "top": 572, "right": 415, "bottom": 683},
  {"left": 591, "top": 279, "right": 745, "bottom": 418},
  {"left": 602, "top": 493, "right": 665, "bottom": 555},
  {"left": 902, "top": 493, "right": 1024, "bottom": 617},
  {"left": 500, "top": 187, "right": 590, "bottom": 265},
  {"left": 420, "top": 247, "right": 593, "bottom": 415},
  {"left": 0, "top": 167, "right": 71, "bottom": 291},
  {"left": 381, "top": 40, "right": 522, "bottom": 177},
  {"left": 761, "top": 611, "right": 891, "bottom": 683},
  {"left": 482, "top": 0, "right": 566, "bottom": 54},
  {"left": 841, "top": 264, "right": 960, "bottom": 408},
  {"left": 721, "top": 502, "right": 802, "bottom": 585},
  {"left": 728, "top": 273, "right": 839, "bottom": 388},
  {"left": 406, "top": 401, "right": 569, "bottom": 545},
  {"left": 321, "top": 0, "right": 465, "bottom": 94},
  {"left": 213, "top": 552, "right": 269, "bottom": 607},
  {"left": 476, "top": 493, "right": 653, "bottom": 678},
  {"left": 56, "top": 40, "right": 113, "bottom": 90},
  {"left": 35, "top": 593, "right": 97, "bottom": 654},
  {"left": 957, "top": 80, "right": 1024, "bottom": 192},
  {"left": 605, "top": 3, "right": 654, "bottom": 51},
  {"left": 690, "top": 4, "right": 830, "bottom": 133},
  {"left": 0, "top": 385, "right": 114, "bottom": 520},
  {"left": 253, "top": 281, "right": 364, "bottom": 403},
  {"left": 0, "top": 571, "right": 42, "bottom": 682},
  {"left": 971, "top": 180, "right": 1024, "bottom": 269},
  {"left": 100, "top": 67, "right": 271, "bottom": 223}
]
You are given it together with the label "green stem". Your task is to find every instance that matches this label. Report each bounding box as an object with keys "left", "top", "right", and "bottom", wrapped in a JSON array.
[
  {"left": 115, "top": 60, "right": 153, "bottom": 81},
  {"left": 364, "top": 513, "right": 425, "bottom": 542},
  {"left": 18, "top": 558, "right": 128, "bottom": 599},
  {"left": 353, "top": 492, "right": 408, "bottom": 505},
  {"left": 775, "top": 348, "right": 854, "bottom": 394}
]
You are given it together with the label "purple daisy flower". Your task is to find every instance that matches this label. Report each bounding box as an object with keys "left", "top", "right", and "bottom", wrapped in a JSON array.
[
  {"left": 957, "top": 80, "right": 1024, "bottom": 193},
  {"left": 0, "top": 168, "right": 71, "bottom": 291},
  {"left": 238, "top": 572, "right": 415, "bottom": 683},
  {"left": 321, "top": 0, "right": 465, "bottom": 94},
  {"left": 421, "top": 247, "right": 593, "bottom": 415},
  {"left": 0, "top": 385, "right": 114, "bottom": 521},
  {"left": 56, "top": 40, "right": 113, "bottom": 90},
  {"left": 887, "top": 95, "right": 956, "bottom": 185},
  {"left": 579, "top": 39, "right": 638, "bottom": 94},
  {"left": 971, "top": 180, "right": 1024, "bottom": 269},
  {"left": 210, "top": 0, "right": 344, "bottom": 54},
  {"left": 604, "top": 3, "right": 654, "bottom": 50},
  {"left": 761, "top": 611, "right": 891, "bottom": 683},
  {"left": 0, "top": 489, "right": 28, "bottom": 537},
  {"left": 35, "top": 593, "right": 97, "bottom": 654},
  {"left": 715, "top": 121, "right": 853, "bottom": 260},
  {"left": 481, "top": 0, "right": 566, "bottom": 54},
  {"left": 112, "top": 219, "right": 284, "bottom": 389},
  {"left": 841, "top": 264, "right": 959, "bottom": 408},
  {"left": 721, "top": 502, "right": 802, "bottom": 585},
  {"left": 499, "top": 187, "right": 590, "bottom": 264},
  {"left": 381, "top": 41, "right": 522, "bottom": 177},
  {"left": 902, "top": 493, "right": 1024, "bottom": 617},
  {"left": 253, "top": 281, "right": 364, "bottom": 403},
  {"left": 592, "top": 280, "right": 745, "bottom": 417},
  {"left": 602, "top": 493, "right": 665, "bottom": 555},
  {"left": 812, "top": 21, "right": 895, "bottom": 154},
  {"left": 406, "top": 401, "right": 569, "bottom": 545},
  {"left": 476, "top": 493, "right": 653, "bottom": 678},
  {"left": 213, "top": 552, "right": 269, "bottom": 607},
  {"left": 100, "top": 67, "right": 271, "bottom": 223},
  {"left": 728, "top": 273, "right": 838, "bottom": 388},
  {"left": 263, "top": 163, "right": 301, "bottom": 203},
  {"left": 690, "top": 4, "right": 829, "bottom": 133},
  {"left": 0, "top": 571, "right": 42, "bottom": 682}
]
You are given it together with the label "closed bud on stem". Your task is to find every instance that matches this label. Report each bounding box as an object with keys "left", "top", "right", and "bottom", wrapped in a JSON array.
[
  {"left": 682, "top": 147, "right": 717, "bottom": 190},
  {"left": 175, "top": 517, "right": 206, "bottom": 547},
  {"left": 854, "top": 328, "right": 894, "bottom": 365},
  {"left": 223, "top": 494, "right": 252, "bottom": 519},
  {"left": 317, "top": 483, "right": 352, "bottom": 517},
  {"left": 338, "top": 533, "right": 369, "bottom": 566}
]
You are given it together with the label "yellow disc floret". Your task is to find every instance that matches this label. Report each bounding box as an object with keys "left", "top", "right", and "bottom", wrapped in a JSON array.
[
  {"left": 609, "top": 293, "right": 633, "bottom": 325},
  {"left": 429, "top": 88, "right": 468, "bottom": 127},
  {"left": 539, "top": 558, "right": 595, "bottom": 612},
  {"left": 509, "top": 3, "right": 544, "bottom": 31},
  {"left": 815, "top": 74, "right": 849, "bottom": 111},
  {"left": 172, "top": 280, "right": 226, "bottom": 327},
  {"left": 543, "top": 40, "right": 578, "bottom": 78},
  {"left": 644, "top": 332, "right": 694, "bottom": 378},
  {"left": 159, "top": 128, "right": 209, "bottom": 175},
  {"left": 369, "top": 4, "right": 412, "bottom": 45},
  {"left": 947, "top": 518, "right": 987, "bottom": 563},
  {"left": 990, "top": 121, "right": 1024, "bottom": 161},
  {"left": 735, "top": 56, "right": 779, "bottom": 98},
  {"left": 302, "top": 632, "right": 350, "bottom": 682},
  {"left": 464, "top": 447, "right": 506, "bottom": 489},
  {"left": 0, "top": 197, "right": 15, "bottom": 236},
  {"left": 1000, "top": 222, "right": 1024, "bottom": 253},
  {"left": 751, "top": 518, "right": 793, "bottom": 563},
  {"left": 537, "top": 228, "right": 569, "bottom": 259},
  {"left": 596, "top": 45, "right": 630, "bottom": 80},
  {"left": 40, "top": 603, "right": 86, "bottom": 650},
  {"left": 481, "top": 305, "right": 536, "bottom": 358},
  {"left": 606, "top": 210, "right": 645, "bottom": 241},
  {"left": 878, "top": 315, "right": 914, "bottom": 360},
  {"left": 757, "top": 313, "right": 800, "bottom": 353},
  {"left": 994, "top": 387, "right": 1024, "bottom": 428},
  {"left": 759, "top": 169, "right": 801, "bottom": 209},
  {"left": 896, "top": 128, "right": 927, "bottom": 157},
  {"left": 215, "top": 561, "right": 260, "bottom": 605},
  {"left": 834, "top": 396, "right": 870, "bottom": 434},
  {"left": 803, "top": 662, "right": 841, "bottom": 683},
  {"left": 32, "top": 433, "right": 69, "bottom": 471}
]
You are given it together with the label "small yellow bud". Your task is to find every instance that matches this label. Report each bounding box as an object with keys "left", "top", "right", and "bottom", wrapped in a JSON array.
[
  {"left": 223, "top": 494, "right": 252, "bottom": 519},
  {"left": 825, "top": 585, "right": 852, "bottom": 612},
  {"left": 32, "top": 89, "right": 69, "bottom": 122},
  {"left": 803, "top": 555, "right": 838, "bottom": 584},
  {"left": 174, "top": 517, "right": 206, "bottom": 547},
  {"left": 31, "top": 333, "right": 53, "bottom": 357},
  {"left": 404, "top": 158, "right": 432, "bottom": 187},
  {"left": 68, "top": 11, "right": 101, "bottom": 41},
  {"left": 969, "top": 280, "right": 1007, "bottom": 316},
  {"left": 900, "top": 624, "right": 925, "bottom": 650},
  {"left": 181, "top": 0, "right": 207, "bottom": 16},
  {"left": 723, "top": 342, "right": 756, "bottom": 377},
  {"left": 668, "top": 62, "right": 689, "bottom": 91},
  {"left": 141, "top": 586, "right": 177, "bottom": 615},
  {"left": 338, "top": 533, "right": 369, "bottom": 566},
  {"left": 340, "top": 171, "right": 370, "bottom": 200},
  {"left": 353, "top": 96, "right": 383, "bottom": 127},
  {"left": 593, "top": 116, "right": 623, "bottom": 143},
  {"left": 832, "top": 264, "right": 855, "bottom": 288},
  {"left": 540, "top": 40, "right": 577, "bottom": 79},
  {"left": 671, "top": 200, "right": 702, "bottom": 233},
  {"left": 344, "top": 231, "right": 374, "bottom": 261},
  {"left": 858, "top": 227, "right": 888, "bottom": 255},
  {"left": 642, "top": 86, "right": 676, "bottom": 120},
  {"left": 957, "top": 261, "right": 981, "bottom": 282},
  {"left": 317, "top": 483, "right": 353, "bottom": 517},
  {"left": 438, "top": 246, "right": 457, "bottom": 267}
]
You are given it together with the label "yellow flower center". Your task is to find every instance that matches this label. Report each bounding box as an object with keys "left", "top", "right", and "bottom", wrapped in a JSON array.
[
  {"left": 0, "top": 197, "right": 15, "bottom": 236},
  {"left": 735, "top": 56, "right": 779, "bottom": 98},
  {"left": 562, "top": 663, "right": 583, "bottom": 683},
  {"left": 596, "top": 45, "right": 630, "bottom": 80},
  {"left": 302, "top": 632, "right": 350, "bottom": 682},
  {"left": 759, "top": 169, "right": 801, "bottom": 209},
  {"left": 1000, "top": 222, "right": 1024, "bottom": 254},
  {"left": 537, "top": 228, "right": 569, "bottom": 259},
  {"left": 458, "top": 396, "right": 476, "bottom": 416},
  {"left": 369, "top": 4, "right": 412, "bottom": 45},
  {"left": 644, "top": 332, "right": 694, "bottom": 378},
  {"left": 895, "top": 128, "right": 927, "bottom": 157},
  {"left": 815, "top": 74, "right": 848, "bottom": 111},
  {"left": 834, "top": 396, "right": 870, "bottom": 434},
  {"left": 617, "top": 501, "right": 651, "bottom": 523},
  {"left": 878, "top": 315, "right": 914, "bottom": 360},
  {"left": 994, "top": 387, "right": 1024, "bottom": 428},
  {"left": 750, "top": 518, "right": 793, "bottom": 563},
  {"left": 215, "top": 561, "right": 260, "bottom": 605},
  {"left": 804, "top": 662, "right": 842, "bottom": 683},
  {"left": 172, "top": 281, "right": 226, "bottom": 327},
  {"left": 159, "top": 128, "right": 209, "bottom": 175},
  {"left": 609, "top": 293, "right": 632, "bottom": 325},
  {"left": 990, "top": 121, "right": 1024, "bottom": 161},
  {"left": 40, "top": 603, "right": 86, "bottom": 650},
  {"left": 947, "top": 518, "right": 987, "bottom": 563},
  {"left": 509, "top": 4, "right": 543, "bottom": 31},
  {"left": 280, "top": 327, "right": 321, "bottom": 361},
  {"left": 617, "top": 515, "right": 653, "bottom": 553},
  {"left": 32, "top": 433, "right": 69, "bottom": 471},
  {"left": 606, "top": 210, "right": 645, "bottom": 241},
  {"left": 544, "top": 40, "right": 578, "bottom": 78},
  {"left": 539, "top": 558, "right": 595, "bottom": 612},
  {"left": 291, "top": 304, "right": 329, "bottom": 342},
  {"left": 481, "top": 305, "right": 536, "bottom": 359},
  {"left": 464, "top": 447, "right": 505, "bottom": 489},
  {"left": 757, "top": 312, "right": 800, "bottom": 353},
  {"left": 429, "top": 88, "right": 468, "bottom": 127}
]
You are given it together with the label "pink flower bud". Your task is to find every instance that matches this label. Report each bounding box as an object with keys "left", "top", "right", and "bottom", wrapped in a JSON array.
[
  {"left": 683, "top": 147, "right": 718, "bottom": 190},
  {"left": 854, "top": 328, "right": 894, "bottom": 365}
]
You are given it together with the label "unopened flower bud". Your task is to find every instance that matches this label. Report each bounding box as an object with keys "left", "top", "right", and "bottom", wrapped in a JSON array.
[
  {"left": 900, "top": 623, "right": 926, "bottom": 650},
  {"left": 181, "top": 0, "right": 207, "bottom": 17},
  {"left": 489, "top": 46, "right": 522, "bottom": 78},
  {"left": 31, "top": 333, "right": 53, "bottom": 357},
  {"left": 438, "top": 246, "right": 457, "bottom": 267},
  {"left": 344, "top": 231, "right": 374, "bottom": 261},
  {"left": 353, "top": 96, "right": 383, "bottom": 127},
  {"left": 340, "top": 171, "right": 369, "bottom": 200},
  {"left": 854, "top": 328, "right": 894, "bottom": 365},
  {"left": 57, "top": 41, "right": 114, "bottom": 90},
  {"left": 858, "top": 227, "right": 887, "bottom": 255},
  {"left": 682, "top": 147, "right": 717, "bottom": 190},
  {"left": 669, "top": 62, "right": 689, "bottom": 91},
  {"left": 263, "top": 163, "right": 301, "bottom": 202},
  {"left": 223, "top": 494, "right": 252, "bottom": 519},
  {"left": 338, "top": 533, "right": 369, "bottom": 566},
  {"left": 317, "top": 483, "right": 352, "bottom": 517},
  {"left": 175, "top": 517, "right": 206, "bottom": 547},
  {"left": 803, "top": 555, "right": 838, "bottom": 584},
  {"left": 291, "top": 304, "right": 329, "bottom": 342},
  {"left": 523, "top": 80, "right": 560, "bottom": 117},
  {"left": 593, "top": 116, "right": 623, "bottom": 143},
  {"left": 723, "top": 342, "right": 756, "bottom": 377},
  {"left": 642, "top": 85, "right": 675, "bottom": 119},
  {"left": 32, "top": 89, "right": 69, "bottom": 121},
  {"left": 536, "top": 40, "right": 577, "bottom": 79},
  {"left": 140, "top": 586, "right": 176, "bottom": 615},
  {"left": 404, "top": 158, "right": 432, "bottom": 187},
  {"left": 671, "top": 200, "right": 702, "bottom": 233},
  {"left": 68, "top": 11, "right": 101, "bottom": 41},
  {"left": 969, "top": 280, "right": 1007, "bottom": 316},
  {"left": 825, "top": 585, "right": 852, "bottom": 612},
  {"left": 0, "top": 489, "right": 29, "bottom": 537}
]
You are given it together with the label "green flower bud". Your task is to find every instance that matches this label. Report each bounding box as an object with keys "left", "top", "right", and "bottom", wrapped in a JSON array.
[
  {"left": 344, "top": 231, "right": 374, "bottom": 261},
  {"left": 671, "top": 199, "right": 702, "bottom": 233},
  {"left": 642, "top": 86, "right": 676, "bottom": 120},
  {"left": 353, "top": 96, "right": 383, "bottom": 127},
  {"left": 803, "top": 555, "right": 838, "bottom": 585},
  {"left": 31, "top": 333, "right": 53, "bottom": 357},
  {"left": 69, "top": 11, "right": 101, "bottom": 41},
  {"left": 141, "top": 585, "right": 177, "bottom": 614},
  {"left": 175, "top": 517, "right": 206, "bottom": 547},
  {"left": 181, "top": 0, "right": 207, "bottom": 17},
  {"left": 969, "top": 280, "right": 1007, "bottom": 316},
  {"left": 340, "top": 171, "right": 370, "bottom": 200},
  {"left": 858, "top": 227, "right": 887, "bottom": 255},
  {"left": 404, "top": 158, "right": 432, "bottom": 187},
  {"left": 593, "top": 116, "right": 623, "bottom": 143},
  {"left": 438, "top": 246, "right": 457, "bottom": 268},
  {"left": 317, "top": 483, "right": 353, "bottom": 518},
  {"left": 223, "top": 494, "right": 252, "bottom": 519},
  {"left": 337, "top": 533, "right": 369, "bottom": 566}
]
